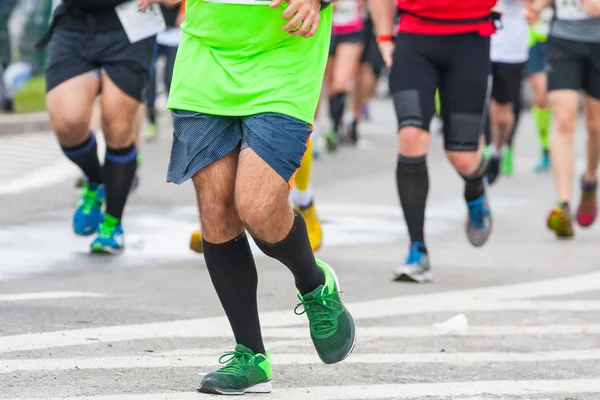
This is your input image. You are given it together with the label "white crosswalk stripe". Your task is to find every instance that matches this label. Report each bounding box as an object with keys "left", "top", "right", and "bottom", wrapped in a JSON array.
[
  {"left": 2, "top": 272, "right": 600, "bottom": 399},
  {"left": 0, "top": 131, "right": 107, "bottom": 196}
]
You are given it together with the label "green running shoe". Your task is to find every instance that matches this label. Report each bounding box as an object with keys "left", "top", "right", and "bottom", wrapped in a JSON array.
[
  {"left": 324, "top": 130, "right": 338, "bottom": 153},
  {"left": 501, "top": 146, "right": 513, "bottom": 176},
  {"left": 198, "top": 344, "right": 272, "bottom": 395},
  {"left": 295, "top": 259, "right": 357, "bottom": 364}
]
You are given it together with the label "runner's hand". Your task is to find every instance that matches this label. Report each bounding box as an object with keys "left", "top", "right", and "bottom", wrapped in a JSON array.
[
  {"left": 271, "top": 0, "right": 321, "bottom": 38},
  {"left": 378, "top": 41, "right": 394, "bottom": 70},
  {"left": 523, "top": 0, "right": 542, "bottom": 25}
]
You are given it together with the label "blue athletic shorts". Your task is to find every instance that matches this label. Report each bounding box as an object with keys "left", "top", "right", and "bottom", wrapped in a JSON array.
[
  {"left": 527, "top": 42, "right": 547, "bottom": 76},
  {"left": 167, "top": 111, "right": 312, "bottom": 186}
]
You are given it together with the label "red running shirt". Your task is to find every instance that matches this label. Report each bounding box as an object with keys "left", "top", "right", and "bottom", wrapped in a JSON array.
[{"left": 396, "top": 0, "right": 498, "bottom": 36}]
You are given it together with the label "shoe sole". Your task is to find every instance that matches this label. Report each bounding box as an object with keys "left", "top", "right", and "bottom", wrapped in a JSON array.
[
  {"left": 319, "top": 261, "right": 357, "bottom": 365},
  {"left": 198, "top": 381, "right": 272, "bottom": 395},
  {"left": 393, "top": 269, "right": 433, "bottom": 283},
  {"left": 90, "top": 245, "right": 124, "bottom": 255}
]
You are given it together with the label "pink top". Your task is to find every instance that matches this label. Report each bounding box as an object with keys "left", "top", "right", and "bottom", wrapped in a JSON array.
[{"left": 332, "top": 0, "right": 364, "bottom": 35}]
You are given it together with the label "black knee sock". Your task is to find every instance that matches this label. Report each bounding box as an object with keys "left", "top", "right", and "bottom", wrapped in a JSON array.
[
  {"left": 253, "top": 210, "right": 325, "bottom": 295},
  {"left": 462, "top": 156, "right": 488, "bottom": 202},
  {"left": 61, "top": 132, "right": 103, "bottom": 185},
  {"left": 103, "top": 144, "right": 137, "bottom": 220},
  {"left": 329, "top": 92, "right": 347, "bottom": 133},
  {"left": 203, "top": 232, "right": 265, "bottom": 355},
  {"left": 396, "top": 155, "right": 428, "bottom": 246}
]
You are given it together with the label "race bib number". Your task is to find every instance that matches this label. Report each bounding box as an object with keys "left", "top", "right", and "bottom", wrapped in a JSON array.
[
  {"left": 555, "top": 0, "right": 590, "bottom": 20},
  {"left": 333, "top": 0, "right": 361, "bottom": 26},
  {"left": 116, "top": 0, "right": 166, "bottom": 43}
]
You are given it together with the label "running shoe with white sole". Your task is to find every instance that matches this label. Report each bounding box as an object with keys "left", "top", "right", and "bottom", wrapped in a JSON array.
[{"left": 393, "top": 242, "right": 432, "bottom": 283}]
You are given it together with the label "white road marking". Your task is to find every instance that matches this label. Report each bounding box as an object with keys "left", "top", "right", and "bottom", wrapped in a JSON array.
[
  {"left": 0, "top": 291, "right": 105, "bottom": 302},
  {"left": 0, "top": 131, "right": 106, "bottom": 196},
  {"left": 263, "top": 324, "right": 600, "bottom": 339},
  {"left": 0, "top": 159, "right": 80, "bottom": 196},
  {"left": 3, "top": 271, "right": 600, "bottom": 353},
  {"left": 0, "top": 201, "right": 458, "bottom": 275},
  {"left": 4, "top": 349, "right": 600, "bottom": 373},
  {"left": 5, "top": 379, "right": 600, "bottom": 400}
]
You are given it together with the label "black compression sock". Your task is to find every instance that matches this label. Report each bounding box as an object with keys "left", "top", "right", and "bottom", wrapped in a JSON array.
[
  {"left": 462, "top": 156, "right": 488, "bottom": 202},
  {"left": 253, "top": 210, "right": 325, "bottom": 295},
  {"left": 103, "top": 144, "right": 137, "bottom": 220},
  {"left": 396, "top": 155, "right": 429, "bottom": 245},
  {"left": 61, "top": 132, "right": 103, "bottom": 185},
  {"left": 329, "top": 92, "right": 347, "bottom": 133},
  {"left": 203, "top": 232, "right": 265, "bottom": 355}
]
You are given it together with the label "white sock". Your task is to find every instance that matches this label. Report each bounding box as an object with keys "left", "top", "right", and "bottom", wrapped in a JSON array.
[{"left": 291, "top": 186, "right": 314, "bottom": 208}]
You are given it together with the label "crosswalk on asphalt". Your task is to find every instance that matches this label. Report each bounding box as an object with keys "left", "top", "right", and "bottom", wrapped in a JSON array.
[{"left": 2, "top": 271, "right": 600, "bottom": 399}]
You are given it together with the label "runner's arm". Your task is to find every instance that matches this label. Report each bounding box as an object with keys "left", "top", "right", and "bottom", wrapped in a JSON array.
[{"left": 368, "top": 0, "right": 395, "bottom": 37}]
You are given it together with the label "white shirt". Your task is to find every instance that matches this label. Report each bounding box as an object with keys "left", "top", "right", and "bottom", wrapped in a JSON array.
[
  {"left": 157, "top": 27, "right": 182, "bottom": 47},
  {"left": 490, "top": 0, "right": 530, "bottom": 64}
]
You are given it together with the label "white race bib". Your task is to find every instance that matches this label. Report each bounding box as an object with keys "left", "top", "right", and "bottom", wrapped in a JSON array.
[
  {"left": 555, "top": 0, "right": 590, "bottom": 20},
  {"left": 115, "top": 0, "right": 166, "bottom": 43},
  {"left": 333, "top": 0, "right": 360, "bottom": 26}
]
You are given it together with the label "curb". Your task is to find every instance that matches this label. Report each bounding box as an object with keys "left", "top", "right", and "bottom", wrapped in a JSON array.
[{"left": 0, "top": 112, "right": 52, "bottom": 135}]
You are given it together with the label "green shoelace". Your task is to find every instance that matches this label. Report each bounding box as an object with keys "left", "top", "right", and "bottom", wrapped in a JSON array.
[
  {"left": 294, "top": 290, "right": 341, "bottom": 337},
  {"left": 217, "top": 351, "right": 255, "bottom": 375}
]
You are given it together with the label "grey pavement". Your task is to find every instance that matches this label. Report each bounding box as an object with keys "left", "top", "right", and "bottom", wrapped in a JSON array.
[{"left": 0, "top": 96, "right": 600, "bottom": 400}]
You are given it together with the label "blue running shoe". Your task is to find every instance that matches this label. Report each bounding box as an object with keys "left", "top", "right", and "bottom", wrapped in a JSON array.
[
  {"left": 90, "top": 214, "right": 124, "bottom": 254},
  {"left": 73, "top": 183, "right": 105, "bottom": 236},
  {"left": 392, "top": 242, "right": 432, "bottom": 283},
  {"left": 466, "top": 194, "right": 492, "bottom": 247}
]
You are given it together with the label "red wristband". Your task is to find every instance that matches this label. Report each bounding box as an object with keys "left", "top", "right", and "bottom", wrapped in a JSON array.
[{"left": 376, "top": 35, "right": 393, "bottom": 43}]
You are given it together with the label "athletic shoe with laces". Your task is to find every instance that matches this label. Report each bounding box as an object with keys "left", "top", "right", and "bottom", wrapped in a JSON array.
[
  {"left": 73, "top": 183, "right": 105, "bottom": 236},
  {"left": 90, "top": 214, "right": 124, "bottom": 253},
  {"left": 465, "top": 194, "right": 492, "bottom": 247},
  {"left": 547, "top": 203, "right": 574, "bottom": 238},
  {"left": 295, "top": 259, "right": 356, "bottom": 364},
  {"left": 198, "top": 344, "right": 272, "bottom": 395},
  {"left": 393, "top": 242, "right": 432, "bottom": 283},
  {"left": 576, "top": 177, "right": 597, "bottom": 228}
]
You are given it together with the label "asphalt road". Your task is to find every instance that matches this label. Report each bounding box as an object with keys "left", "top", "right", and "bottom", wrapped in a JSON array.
[{"left": 1, "top": 97, "right": 600, "bottom": 400}]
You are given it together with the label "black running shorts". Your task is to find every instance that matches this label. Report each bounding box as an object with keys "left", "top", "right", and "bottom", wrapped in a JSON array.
[
  {"left": 360, "top": 16, "right": 385, "bottom": 76},
  {"left": 45, "top": 27, "right": 156, "bottom": 102},
  {"left": 329, "top": 31, "right": 364, "bottom": 57},
  {"left": 491, "top": 62, "right": 525, "bottom": 105},
  {"left": 389, "top": 32, "right": 491, "bottom": 151},
  {"left": 546, "top": 36, "right": 600, "bottom": 100}
]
